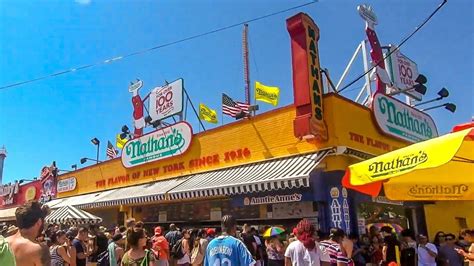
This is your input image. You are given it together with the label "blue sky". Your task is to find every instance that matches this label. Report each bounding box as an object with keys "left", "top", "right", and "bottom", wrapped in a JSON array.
[{"left": 0, "top": 0, "right": 472, "bottom": 183}]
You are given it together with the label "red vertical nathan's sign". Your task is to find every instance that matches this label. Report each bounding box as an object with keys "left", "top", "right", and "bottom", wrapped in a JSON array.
[{"left": 287, "top": 13, "right": 328, "bottom": 141}]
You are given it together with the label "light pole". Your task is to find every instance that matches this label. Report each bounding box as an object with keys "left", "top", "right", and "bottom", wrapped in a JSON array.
[
  {"left": 80, "top": 158, "right": 102, "bottom": 165},
  {"left": 91, "top": 138, "right": 100, "bottom": 164}
]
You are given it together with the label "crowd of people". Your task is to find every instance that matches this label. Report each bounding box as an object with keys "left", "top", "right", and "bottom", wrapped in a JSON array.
[{"left": 0, "top": 201, "right": 473, "bottom": 266}]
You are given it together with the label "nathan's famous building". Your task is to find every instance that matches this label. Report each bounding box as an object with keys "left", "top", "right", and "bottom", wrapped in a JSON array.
[{"left": 1, "top": 12, "right": 471, "bottom": 239}]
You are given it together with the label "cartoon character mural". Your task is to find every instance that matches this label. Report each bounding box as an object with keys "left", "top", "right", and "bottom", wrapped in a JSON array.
[
  {"left": 129, "top": 79, "right": 145, "bottom": 138},
  {"left": 38, "top": 162, "right": 58, "bottom": 204}
]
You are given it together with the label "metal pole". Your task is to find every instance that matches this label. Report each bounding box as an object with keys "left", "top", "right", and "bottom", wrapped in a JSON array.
[
  {"left": 96, "top": 142, "right": 100, "bottom": 164},
  {"left": 361, "top": 40, "right": 372, "bottom": 97},
  {"left": 183, "top": 88, "right": 206, "bottom": 131},
  {"left": 243, "top": 24, "right": 250, "bottom": 105},
  {"left": 335, "top": 42, "right": 363, "bottom": 91}
]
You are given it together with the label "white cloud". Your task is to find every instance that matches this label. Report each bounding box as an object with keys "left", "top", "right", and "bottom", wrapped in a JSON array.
[{"left": 75, "top": 0, "right": 91, "bottom": 5}]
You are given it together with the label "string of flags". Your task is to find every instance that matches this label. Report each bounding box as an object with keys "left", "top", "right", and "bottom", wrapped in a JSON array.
[{"left": 105, "top": 82, "right": 281, "bottom": 159}]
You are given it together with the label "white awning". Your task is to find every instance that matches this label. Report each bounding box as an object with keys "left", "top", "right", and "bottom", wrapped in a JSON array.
[
  {"left": 45, "top": 205, "right": 102, "bottom": 225},
  {"left": 48, "top": 148, "right": 333, "bottom": 208},
  {"left": 79, "top": 177, "right": 188, "bottom": 209},
  {"left": 46, "top": 190, "right": 116, "bottom": 209},
  {"left": 47, "top": 177, "right": 188, "bottom": 209},
  {"left": 0, "top": 207, "right": 17, "bottom": 222},
  {"left": 167, "top": 149, "right": 333, "bottom": 200}
]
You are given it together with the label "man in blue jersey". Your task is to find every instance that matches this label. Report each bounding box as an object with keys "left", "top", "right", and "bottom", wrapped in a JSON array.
[{"left": 204, "top": 215, "right": 255, "bottom": 266}]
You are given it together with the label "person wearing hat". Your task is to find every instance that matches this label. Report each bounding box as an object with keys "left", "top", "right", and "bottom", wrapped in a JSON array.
[
  {"left": 206, "top": 228, "right": 216, "bottom": 243},
  {"left": 417, "top": 234, "right": 437, "bottom": 266},
  {"left": 107, "top": 233, "right": 125, "bottom": 266},
  {"left": 152, "top": 226, "right": 170, "bottom": 266}
]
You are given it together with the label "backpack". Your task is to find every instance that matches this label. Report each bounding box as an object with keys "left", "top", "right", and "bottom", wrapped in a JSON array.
[
  {"left": 97, "top": 249, "right": 110, "bottom": 266},
  {"left": 170, "top": 238, "right": 185, "bottom": 259},
  {"left": 190, "top": 240, "right": 204, "bottom": 264}
]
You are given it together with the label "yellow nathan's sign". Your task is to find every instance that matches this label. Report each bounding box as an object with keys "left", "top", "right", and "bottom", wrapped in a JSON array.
[
  {"left": 255, "top": 81, "right": 280, "bottom": 106},
  {"left": 199, "top": 103, "right": 218, "bottom": 124}
]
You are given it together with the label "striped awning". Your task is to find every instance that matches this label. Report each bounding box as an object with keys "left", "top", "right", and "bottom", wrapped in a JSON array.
[
  {"left": 167, "top": 149, "right": 333, "bottom": 200},
  {"left": 45, "top": 205, "right": 102, "bottom": 225},
  {"left": 78, "top": 177, "right": 188, "bottom": 209},
  {"left": 46, "top": 190, "right": 116, "bottom": 209}
]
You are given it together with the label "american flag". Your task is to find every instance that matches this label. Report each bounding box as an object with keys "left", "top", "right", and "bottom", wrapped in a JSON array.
[
  {"left": 106, "top": 141, "right": 118, "bottom": 159},
  {"left": 222, "top": 93, "right": 250, "bottom": 118}
]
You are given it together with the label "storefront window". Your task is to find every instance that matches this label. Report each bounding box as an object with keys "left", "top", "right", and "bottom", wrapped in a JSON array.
[{"left": 357, "top": 201, "right": 408, "bottom": 235}]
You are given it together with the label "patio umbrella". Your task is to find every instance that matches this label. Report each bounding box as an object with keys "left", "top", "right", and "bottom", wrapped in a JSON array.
[
  {"left": 342, "top": 122, "right": 474, "bottom": 201},
  {"left": 366, "top": 223, "right": 403, "bottom": 233},
  {"left": 45, "top": 205, "right": 102, "bottom": 225},
  {"left": 263, "top": 226, "right": 286, "bottom": 238}
]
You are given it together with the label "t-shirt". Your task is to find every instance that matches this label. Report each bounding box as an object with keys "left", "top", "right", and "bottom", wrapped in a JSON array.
[
  {"left": 284, "top": 240, "right": 321, "bottom": 266},
  {"left": 165, "top": 230, "right": 182, "bottom": 249},
  {"left": 121, "top": 249, "right": 155, "bottom": 266},
  {"left": 439, "top": 245, "right": 463, "bottom": 266},
  {"left": 204, "top": 235, "right": 255, "bottom": 266},
  {"left": 152, "top": 235, "right": 169, "bottom": 260},
  {"left": 96, "top": 233, "right": 109, "bottom": 256},
  {"left": 417, "top": 243, "right": 437, "bottom": 266},
  {"left": 401, "top": 244, "right": 417, "bottom": 266},
  {"left": 72, "top": 238, "right": 86, "bottom": 266},
  {"left": 384, "top": 235, "right": 400, "bottom": 263},
  {"left": 242, "top": 233, "right": 257, "bottom": 257},
  {"left": 319, "top": 240, "right": 350, "bottom": 265}
]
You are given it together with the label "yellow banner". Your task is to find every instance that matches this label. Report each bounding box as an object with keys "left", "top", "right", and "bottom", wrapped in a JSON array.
[
  {"left": 199, "top": 103, "right": 218, "bottom": 124},
  {"left": 116, "top": 134, "right": 127, "bottom": 149},
  {"left": 348, "top": 128, "right": 471, "bottom": 186},
  {"left": 255, "top": 81, "right": 279, "bottom": 106}
]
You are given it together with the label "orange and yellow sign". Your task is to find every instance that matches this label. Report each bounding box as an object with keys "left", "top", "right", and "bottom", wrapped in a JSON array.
[{"left": 287, "top": 13, "right": 328, "bottom": 141}]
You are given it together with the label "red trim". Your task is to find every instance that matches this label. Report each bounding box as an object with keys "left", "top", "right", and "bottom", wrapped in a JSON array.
[
  {"left": 452, "top": 122, "right": 474, "bottom": 133},
  {"left": 342, "top": 169, "right": 383, "bottom": 196}
]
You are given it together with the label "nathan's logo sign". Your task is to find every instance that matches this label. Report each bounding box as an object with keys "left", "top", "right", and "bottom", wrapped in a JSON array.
[
  {"left": 372, "top": 93, "right": 438, "bottom": 142},
  {"left": 0, "top": 182, "right": 20, "bottom": 205},
  {"left": 243, "top": 193, "right": 302, "bottom": 206},
  {"left": 368, "top": 150, "right": 428, "bottom": 179},
  {"left": 122, "top": 122, "right": 193, "bottom": 168},
  {"left": 408, "top": 184, "right": 469, "bottom": 199},
  {"left": 149, "top": 79, "right": 184, "bottom": 121}
]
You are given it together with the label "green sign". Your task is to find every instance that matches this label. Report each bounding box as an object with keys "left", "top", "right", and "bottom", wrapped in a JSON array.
[
  {"left": 372, "top": 93, "right": 438, "bottom": 143},
  {"left": 121, "top": 122, "right": 193, "bottom": 168}
]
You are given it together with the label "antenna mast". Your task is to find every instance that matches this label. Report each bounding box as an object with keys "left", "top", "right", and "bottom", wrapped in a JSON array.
[{"left": 243, "top": 24, "right": 250, "bottom": 105}]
